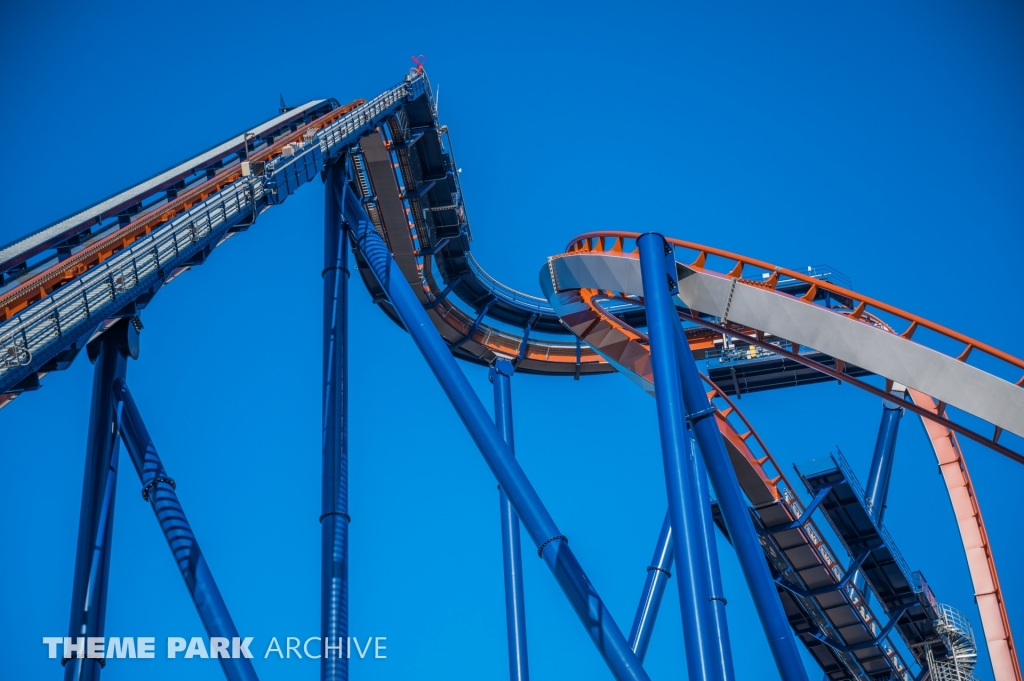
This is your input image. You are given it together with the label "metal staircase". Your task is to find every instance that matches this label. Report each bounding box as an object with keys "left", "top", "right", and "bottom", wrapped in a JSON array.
[{"left": 928, "top": 603, "right": 980, "bottom": 681}]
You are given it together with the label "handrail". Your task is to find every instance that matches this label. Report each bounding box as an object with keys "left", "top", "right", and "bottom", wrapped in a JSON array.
[
  {"left": 0, "top": 96, "right": 369, "bottom": 323},
  {"left": 0, "top": 99, "right": 334, "bottom": 274},
  {"left": 465, "top": 254, "right": 553, "bottom": 313},
  {"left": 0, "top": 181, "right": 254, "bottom": 392},
  {"left": 830, "top": 449, "right": 914, "bottom": 580},
  {"left": 700, "top": 374, "right": 798, "bottom": 502},
  {"left": 0, "top": 78, "right": 420, "bottom": 398}
]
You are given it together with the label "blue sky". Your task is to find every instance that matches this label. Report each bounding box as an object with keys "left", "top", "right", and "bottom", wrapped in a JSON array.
[{"left": 2, "top": 1, "right": 1023, "bottom": 679}]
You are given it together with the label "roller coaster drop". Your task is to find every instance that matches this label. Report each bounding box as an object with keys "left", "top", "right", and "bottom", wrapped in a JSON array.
[{"left": 1, "top": 67, "right": 1021, "bottom": 681}]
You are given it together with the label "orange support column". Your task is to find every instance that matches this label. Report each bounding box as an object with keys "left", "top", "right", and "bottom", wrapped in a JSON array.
[{"left": 908, "top": 388, "right": 1021, "bottom": 681}]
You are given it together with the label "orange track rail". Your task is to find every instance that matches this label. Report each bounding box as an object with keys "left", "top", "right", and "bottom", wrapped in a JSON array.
[
  {"left": 567, "top": 232, "right": 1024, "bottom": 387},
  {"left": 565, "top": 232, "right": 1023, "bottom": 452}
]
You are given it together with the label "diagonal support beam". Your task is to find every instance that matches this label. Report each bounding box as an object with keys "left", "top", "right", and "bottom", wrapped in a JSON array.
[
  {"left": 339, "top": 183, "right": 648, "bottom": 681},
  {"left": 858, "top": 396, "right": 903, "bottom": 607},
  {"left": 810, "top": 605, "right": 911, "bottom": 653},
  {"left": 116, "top": 381, "right": 259, "bottom": 681},
  {"left": 418, "top": 236, "right": 449, "bottom": 256},
  {"left": 775, "top": 548, "right": 877, "bottom": 599},
  {"left": 452, "top": 298, "right": 495, "bottom": 349},
  {"left": 425, "top": 273, "right": 467, "bottom": 310},
  {"left": 628, "top": 512, "right": 674, "bottom": 663},
  {"left": 514, "top": 315, "right": 537, "bottom": 366},
  {"left": 865, "top": 395, "right": 904, "bottom": 524},
  {"left": 629, "top": 471, "right": 731, "bottom": 675},
  {"left": 759, "top": 484, "right": 834, "bottom": 536}
]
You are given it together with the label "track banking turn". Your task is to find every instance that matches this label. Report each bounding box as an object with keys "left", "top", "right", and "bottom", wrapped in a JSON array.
[{"left": 1, "top": 70, "right": 1020, "bottom": 681}]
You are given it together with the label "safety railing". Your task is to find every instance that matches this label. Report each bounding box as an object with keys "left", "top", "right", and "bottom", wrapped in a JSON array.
[
  {"left": 421, "top": 262, "right": 588, "bottom": 365},
  {"left": 0, "top": 100, "right": 333, "bottom": 279},
  {"left": 776, "top": 264, "right": 852, "bottom": 292},
  {"left": 671, "top": 381, "right": 914, "bottom": 676},
  {"left": 830, "top": 448, "right": 914, "bottom": 580},
  {"left": 0, "top": 180, "right": 258, "bottom": 390},
  {"left": 318, "top": 79, "right": 416, "bottom": 155},
  {"left": 465, "top": 254, "right": 554, "bottom": 315},
  {"left": 0, "top": 78, "right": 435, "bottom": 394}
]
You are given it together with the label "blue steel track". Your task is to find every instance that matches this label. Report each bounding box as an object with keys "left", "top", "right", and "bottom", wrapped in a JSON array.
[{"left": 1, "top": 69, "right": 1021, "bottom": 681}]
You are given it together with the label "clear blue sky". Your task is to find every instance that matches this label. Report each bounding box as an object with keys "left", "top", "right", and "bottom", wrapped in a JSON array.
[{"left": 2, "top": 1, "right": 1023, "bottom": 679}]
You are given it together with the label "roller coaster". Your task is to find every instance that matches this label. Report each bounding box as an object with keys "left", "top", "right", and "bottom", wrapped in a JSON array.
[{"left": 2, "top": 65, "right": 1021, "bottom": 681}]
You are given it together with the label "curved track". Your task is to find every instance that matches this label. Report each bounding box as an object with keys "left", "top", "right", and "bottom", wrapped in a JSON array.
[
  {"left": 2, "top": 70, "right": 1020, "bottom": 681},
  {"left": 542, "top": 233, "right": 1021, "bottom": 679}
]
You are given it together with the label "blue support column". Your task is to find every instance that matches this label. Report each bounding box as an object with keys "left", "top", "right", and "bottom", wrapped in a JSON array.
[
  {"left": 637, "top": 232, "right": 722, "bottom": 681},
  {"left": 646, "top": 232, "right": 809, "bottom": 681},
  {"left": 64, "top": 329, "right": 128, "bottom": 680},
  {"left": 856, "top": 395, "right": 903, "bottom": 606},
  {"left": 491, "top": 359, "right": 530, "bottom": 681},
  {"left": 864, "top": 397, "right": 903, "bottom": 524},
  {"left": 690, "top": 435, "right": 734, "bottom": 681},
  {"left": 321, "top": 163, "right": 350, "bottom": 681},
  {"left": 116, "top": 381, "right": 259, "bottom": 681},
  {"left": 628, "top": 512, "right": 674, "bottom": 662},
  {"left": 628, "top": 443, "right": 733, "bottom": 675},
  {"left": 338, "top": 183, "right": 649, "bottom": 681}
]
